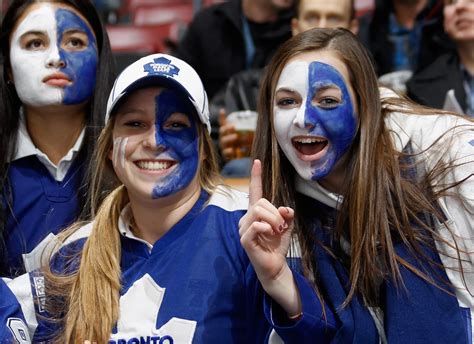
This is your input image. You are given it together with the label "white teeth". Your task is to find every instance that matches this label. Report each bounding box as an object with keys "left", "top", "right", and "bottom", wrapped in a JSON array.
[
  {"left": 293, "top": 137, "right": 326, "bottom": 144},
  {"left": 137, "top": 161, "right": 171, "bottom": 170}
]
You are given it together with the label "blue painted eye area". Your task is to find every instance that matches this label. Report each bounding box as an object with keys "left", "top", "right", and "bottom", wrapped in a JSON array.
[
  {"left": 55, "top": 8, "right": 98, "bottom": 105},
  {"left": 163, "top": 113, "right": 192, "bottom": 131},
  {"left": 151, "top": 89, "right": 199, "bottom": 199},
  {"left": 304, "top": 61, "right": 357, "bottom": 180}
]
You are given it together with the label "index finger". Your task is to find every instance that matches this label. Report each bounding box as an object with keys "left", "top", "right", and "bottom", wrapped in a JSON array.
[
  {"left": 249, "top": 159, "right": 263, "bottom": 206},
  {"left": 218, "top": 108, "right": 227, "bottom": 126}
]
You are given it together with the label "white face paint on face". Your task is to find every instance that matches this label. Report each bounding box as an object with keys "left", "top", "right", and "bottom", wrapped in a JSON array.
[
  {"left": 9, "top": 3, "right": 98, "bottom": 107},
  {"left": 113, "top": 137, "right": 128, "bottom": 169},
  {"left": 273, "top": 50, "right": 357, "bottom": 183}
]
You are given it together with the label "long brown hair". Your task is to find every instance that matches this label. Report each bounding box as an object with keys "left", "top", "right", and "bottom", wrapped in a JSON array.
[
  {"left": 45, "top": 86, "right": 222, "bottom": 343},
  {"left": 254, "top": 28, "right": 473, "bottom": 307}
]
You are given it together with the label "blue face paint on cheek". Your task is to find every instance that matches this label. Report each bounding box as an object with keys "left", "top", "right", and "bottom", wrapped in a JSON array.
[
  {"left": 305, "top": 61, "right": 357, "bottom": 180},
  {"left": 151, "top": 90, "right": 199, "bottom": 198},
  {"left": 56, "top": 8, "right": 98, "bottom": 105}
]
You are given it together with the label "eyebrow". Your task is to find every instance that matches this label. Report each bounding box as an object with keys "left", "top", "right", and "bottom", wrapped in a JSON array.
[
  {"left": 275, "top": 87, "right": 299, "bottom": 94},
  {"left": 62, "top": 28, "right": 88, "bottom": 35},
  {"left": 117, "top": 109, "right": 148, "bottom": 117},
  {"left": 313, "top": 83, "right": 339, "bottom": 91},
  {"left": 20, "top": 30, "right": 47, "bottom": 37}
]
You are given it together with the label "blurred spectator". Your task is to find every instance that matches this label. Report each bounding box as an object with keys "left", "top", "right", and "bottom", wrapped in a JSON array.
[
  {"left": 291, "top": 0, "right": 358, "bottom": 34},
  {"left": 358, "top": 0, "right": 453, "bottom": 93},
  {"left": 217, "top": 0, "right": 358, "bottom": 177},
  {"left": 174, "top": 0, "right": 295, "bottom": 100},
  {"left": 407, "top": 0, "right": 473, "bottom": 116},
  {"left": 92, "top": 0, "right": 122, "bottom": 24}
]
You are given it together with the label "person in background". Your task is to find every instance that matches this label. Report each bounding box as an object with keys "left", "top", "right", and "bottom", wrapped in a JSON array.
[
  {"left": 291, "top": 0, "right": 358, "bottom": 34},
  {"left": 91, "top": 0, "right": 122, "bottom": 24},
  {"left": 0, "top": 0, "right": 115, "bottom": 277},
  {"left": 407, "top": 0, "right": 474, "bottom": 117},
  {"left": 174, "top": 0, "right": 295, "bottom": 101},
  {"left": 218, "top": 0, "right": 358, "bottom": 177},
  {"left": 357, "top": 0, "right": 452, "bottom": 93},
  {"left": 240, "top": 28, "right": 473, "bottom": 343},
  {"left": 1, "top": 53, "right": 325, "bottom": 343}
]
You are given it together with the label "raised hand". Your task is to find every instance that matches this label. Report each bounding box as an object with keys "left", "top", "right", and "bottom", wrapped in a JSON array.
[
  {"left": 239, "top": 160, "right": 301, "bottom": 317},
  {"left": 239, "top": 159, "right": 294, "bottom": 281}
]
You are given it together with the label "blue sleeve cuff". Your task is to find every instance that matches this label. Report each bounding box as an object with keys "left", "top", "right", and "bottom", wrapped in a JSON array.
[{"left": 263, "top": 270, "right": 339, "bottom": 343}]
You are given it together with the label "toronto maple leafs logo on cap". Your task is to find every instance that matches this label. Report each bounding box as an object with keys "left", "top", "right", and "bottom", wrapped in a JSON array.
[{"left": 143, "top": 57, "right": 180, "bottom": 78}]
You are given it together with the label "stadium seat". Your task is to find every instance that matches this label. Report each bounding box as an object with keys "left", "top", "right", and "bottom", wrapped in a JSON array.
[
  {"left": 132, "top": 4, "right": 194, "bottom": 26},
  {"left": 106, "top": 24, "right": 167, "bottom": 53}
]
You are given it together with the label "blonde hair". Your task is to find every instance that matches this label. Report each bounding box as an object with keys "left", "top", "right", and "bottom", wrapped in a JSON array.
[{"left": 45, "top": 89, "right": 222, "bottom": 343}]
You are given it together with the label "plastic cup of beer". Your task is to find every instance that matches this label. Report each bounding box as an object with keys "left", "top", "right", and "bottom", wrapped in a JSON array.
[{"left": 226, "top": 110, "right": 257, "bottom": 159}]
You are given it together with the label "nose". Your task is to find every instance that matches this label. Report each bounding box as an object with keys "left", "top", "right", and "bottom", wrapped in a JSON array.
[
  {"left": 45, "top": 47, "right": 66, "bottom": 69},
  {"left": 318, "top": 17, "right": 328, "bottom": 29},
  {"left": 142, "top": 127, "right": 157, "bottom": 148},
  {"left": 293, "top": 103, "right": 315, "bottom": 130},
  {"left": 142, "top": 126, "right": 166, "bottom": 152}
]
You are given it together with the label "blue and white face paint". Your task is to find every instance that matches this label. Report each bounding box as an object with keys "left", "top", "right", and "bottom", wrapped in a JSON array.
[
  {"left": 274, "top": 52, "right": 357, "bottom": 181},
  {"left": 112, "top": 87, "right": 200, "bottom": 201},
  {"left": 9, "top": 3, "right": 97, "bottom": 107},
  {"left": 149, "top": 90, "right": 199, "bottom": 198}
]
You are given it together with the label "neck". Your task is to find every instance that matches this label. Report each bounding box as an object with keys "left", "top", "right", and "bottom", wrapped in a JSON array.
[
  {"left": 24, "top": 104, "right": 87, "bottom": 165},
  {"left": 128, "top": 183, "right": 202, "bottom": 245},
  {"left": 242, "top": 0, "right": 279, "bottom": 23},
  {"left": 393, "top": 0, "right": 428, "bottom": 29},
  {"left": 295, "top": 175, "right": 342, "bottom": 209},
  {"left": 457, "top": 42, "right": 474, "bottom": 75}
]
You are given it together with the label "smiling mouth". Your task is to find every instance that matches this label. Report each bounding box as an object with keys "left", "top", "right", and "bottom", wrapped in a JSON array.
[
  {"left": 292, "top": 136, "right": 328, "bottom": 156},
  {"left": 135, "top": 160, "right": 176, "bottom": 171}
]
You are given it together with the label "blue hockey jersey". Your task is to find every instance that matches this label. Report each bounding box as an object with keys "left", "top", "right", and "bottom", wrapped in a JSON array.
[
  {"left": 2, "top": 187, "right": 329, "bottom": 343},
  {"left": 3, "top": 154, "right": 84, "bottom": 277},
  {"left": 0, "top": 278, "right": 30, "bottom": 343},
  {"left": 1, "top": 186, "right": 343, "bottom": 343}
]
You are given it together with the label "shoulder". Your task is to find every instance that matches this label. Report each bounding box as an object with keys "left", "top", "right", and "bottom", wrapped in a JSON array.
[
  {"left": 2, "top": 274, "right": 37, "bottom": 340},
  {"left": 207, "top": 185, "right": 249, "bottom": 212},
  {"left": 406, "top": 55, "right": 459, "bottom": 108},
  {"left": 60, "top": 222, "right": 93, "bottom": 247},
  {"left": 48, "top": 222, "right": 93, "bottom": 274},
  {"left": 385, "top": 107, "right": 474, "bottom": 154},
  {"left": 408, "top": 53, "right": 459, "bottom": 90}
]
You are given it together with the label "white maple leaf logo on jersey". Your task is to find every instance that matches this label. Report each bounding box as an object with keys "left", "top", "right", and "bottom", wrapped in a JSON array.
[{"left": 109, "top": 274, "right": 196, "bottom": 344}]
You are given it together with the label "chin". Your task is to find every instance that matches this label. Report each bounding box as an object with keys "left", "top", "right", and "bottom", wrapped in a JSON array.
[{"left": 22, "top": 96, "right": 63, "bottom": 107}]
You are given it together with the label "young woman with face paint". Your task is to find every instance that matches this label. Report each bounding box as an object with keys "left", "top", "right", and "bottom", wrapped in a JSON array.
[
  {"left": 0, "top": 54, "right": 319, "bottom": 343},
  {"left": 240, "top": 28, "right": 474, "bottom": 343},
  {"left": 0, "top": 0, "right": 115, "bottom": 277}
]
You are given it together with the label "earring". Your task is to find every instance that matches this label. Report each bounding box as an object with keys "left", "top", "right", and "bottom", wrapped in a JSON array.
[{"left": 6, "top": 80, "right": 13, "bottom": 85}]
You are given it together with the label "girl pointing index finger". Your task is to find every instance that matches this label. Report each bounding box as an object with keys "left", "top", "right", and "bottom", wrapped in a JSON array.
[{"left": 245, "top": 28, "right": 473, "bottom": 343}]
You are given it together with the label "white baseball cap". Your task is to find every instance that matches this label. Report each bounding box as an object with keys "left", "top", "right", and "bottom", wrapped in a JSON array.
[{"left": 105, "top": 53, "right": 211, "bottom": 133}]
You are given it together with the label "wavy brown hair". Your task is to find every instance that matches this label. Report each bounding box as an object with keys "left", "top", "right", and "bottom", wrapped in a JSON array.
[
  {"left": 44, "top": 87, "right": 222, "bottom": 343},
  {"left": 254, "top": 28, "right": 473, "bottom": 308}
]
